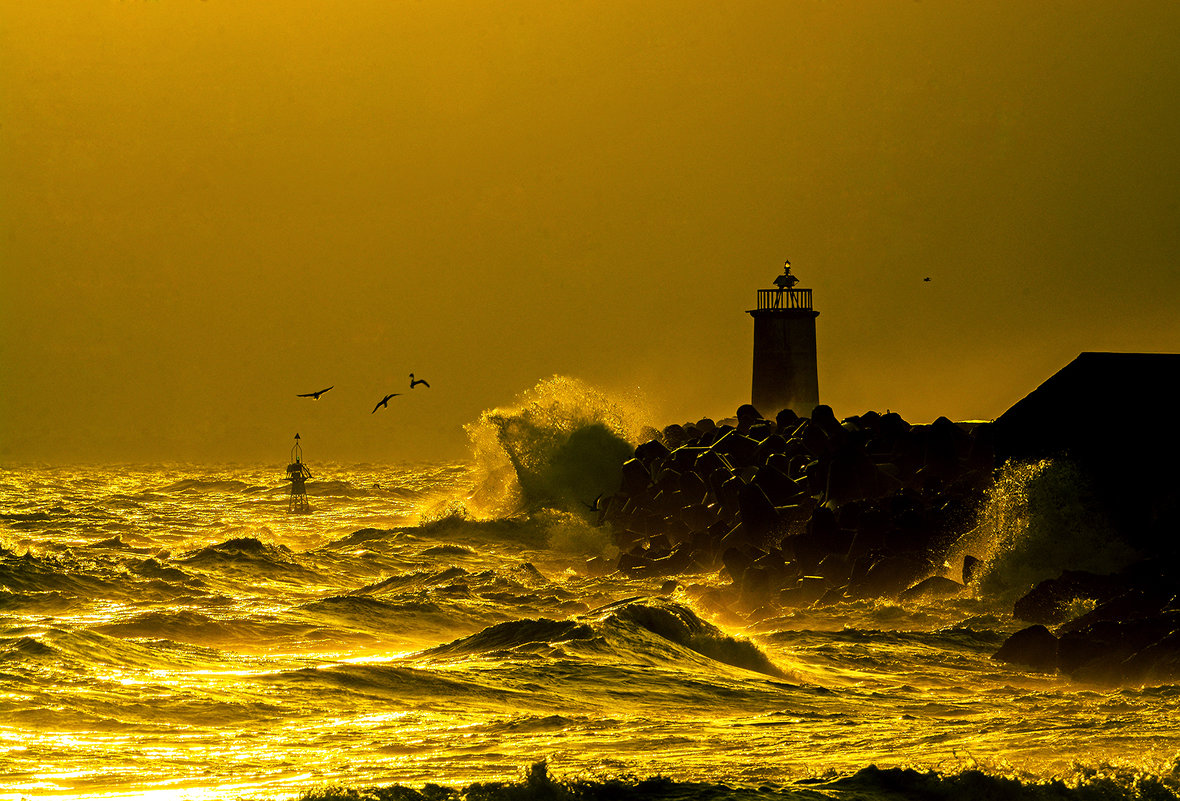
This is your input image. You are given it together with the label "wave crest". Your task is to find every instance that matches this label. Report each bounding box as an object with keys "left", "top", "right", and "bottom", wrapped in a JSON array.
[
  {"left": 960, "top": 460, "right": 1141, "bottom": 601},
  {"left": 463, "top": 376, "right": 651, "bottom": 517}
]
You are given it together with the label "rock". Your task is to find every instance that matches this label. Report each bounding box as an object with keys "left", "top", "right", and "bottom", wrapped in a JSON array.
[
  {"left": 720, "top": 547, "right": 752, "bottom": 584},
  {"left": 1056, "top": 588, "right": 1173, "bottom": 635},
  {"left": 851, "top": 554, "right": 928, "bottom": 599},
  {"left": 1122, "top": 629, "right": 1180, "bottom": 684},
  {"left": 788, "top": 507, "right": 839, "bottom": 575},
  {"left": 1057, "top": 615, "right": 1180, "bottom": 681},
  {"left": 711, "top": 430, "right": 759, "bottom": 468},
  {"left": 753, "top": 434, "right": 789, "bottom": 466},
  {"left": 616, "top": 549, "right": 653, "bottom": 575},
  {"left": 584, "top": 556, "right": 611, "bottom": 576},
  {"left": 816, "top": 553, "right": 853, "bottom": 585},
  {"left": 634, "top": 438, "right": 671, "bottom": 466},
  {"left": 753, "top": 464, "right": 804, "bottom": 506},
  {"left": 662, "top": 424, "right": 689, "bottom": 448},
  {"left": 775, "top": 408, "right": 799, "bottom": 430},
  {"left": 737, "top": 483, "right": 779, "bottom": 545},
  {"left": 736, "top": 404, "right": 764, "bottom": 424},
  {"left": 899, "top": 575, "right": 965, "bottom": 600},
  {"left": 747, "top": 421, "right": 775, "bottom": 441},
  {"left": 815, "top": 586, "right": 849, "bottom": 607},
  {"left": 694, "top": 450, "right": 733, "bottom": 480},
  {"left": 678, "top": 471, "right": 709, "bottom": 505},
  {"left": 993, "top": 625, "right": 1059, "bottom": 672},
  {"left": 1013, "top": 570, "right": 1122, "bottom": 625},
  {"left": 667, "top": 446, "right": 707, "bottom": 472},
  {"left": 618, "top": 458, "right": 652, "bottom": 495},
  {"left": 825, "top": 445, "right": 882, "bottom": 507},
  {"left": 695, "top": 418, "right": 717, "bottom": 438},
  {"left": 780, "top": 575, "right": 829, "bottom": 607},
  {"left": 962, "top": 554, "right": 983, "bottom": 585}
]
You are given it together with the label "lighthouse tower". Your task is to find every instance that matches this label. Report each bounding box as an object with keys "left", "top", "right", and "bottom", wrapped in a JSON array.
[{"left": 747, "top": 261, "right": 819, "bottom": 418}]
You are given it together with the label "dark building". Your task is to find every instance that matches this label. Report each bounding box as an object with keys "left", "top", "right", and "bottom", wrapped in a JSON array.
[{"left": 992, "top": 351, "right": 1180, "bottom": 553}]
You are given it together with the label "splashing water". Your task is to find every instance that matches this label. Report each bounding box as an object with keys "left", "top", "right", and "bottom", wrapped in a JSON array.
[
  {"left": 966, "top": 459, "right": 1141, "bottom": 601},
  {"left": 462, "top": 376, "right": 653, "bottom": 518}
]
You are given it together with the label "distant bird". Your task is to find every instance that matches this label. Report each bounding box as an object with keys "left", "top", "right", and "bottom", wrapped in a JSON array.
[
  {"left": 582, "top": 492, "right": 604, "bottom": 513},
  {"left": 409, "top": 373, "right": 430, "bottom": 389},
  {"left": 371, "top": 393, "right": 400, "bottom": 413},
  {"left": 923, "top": 277, "right": 931, "bottom": 282},
  {"left": 297, "top": 386, "right": 334, "bottom": 400}
]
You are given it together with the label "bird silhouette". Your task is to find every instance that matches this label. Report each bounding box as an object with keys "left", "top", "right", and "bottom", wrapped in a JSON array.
[
  {"left": 582, "top": 492, "right": 604, "bottom": 513},
  {"left": 409, "top": 373, "right": 430, "bottom": 389},
  {"left": 297, "top": 386, "right": 334, "bottom": 400},
  {"left": 923, "top": 277, "right": 931, "bottom": 282},
  {"left": 371, "top": 393, "right": 400, "bottom": 413}
]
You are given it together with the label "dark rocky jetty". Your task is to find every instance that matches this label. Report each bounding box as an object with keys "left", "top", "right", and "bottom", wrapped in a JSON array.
[
  {"left": 994, "top": 561, "right": 1180, "bottom": 683},
  {"left": 593, "top": 350, "right": 1180, "bottom": 683},
  {"left": 598, "top": 403, "right": 993, "bottom": 617}
]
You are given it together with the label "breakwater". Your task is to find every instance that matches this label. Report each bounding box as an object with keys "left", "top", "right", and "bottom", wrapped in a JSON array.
[{"left": 596, "top": 402, "right": 1180, "bottom": 684}]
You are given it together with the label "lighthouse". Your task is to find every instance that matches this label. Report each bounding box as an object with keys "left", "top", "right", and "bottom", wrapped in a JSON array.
[{"left": 747, "top": 261, "right": 819, "bottom": 418}]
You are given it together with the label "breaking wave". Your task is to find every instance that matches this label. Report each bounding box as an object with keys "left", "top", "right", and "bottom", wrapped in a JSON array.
[
  {"left": 955, "top": 459, "right": 1141, "bottom": 601},
  {"left": 422, "top": 598, "right": 786, "bottom": 679},
  {"left": 462, "top": 376, "right": 652, "bottom": 517}
]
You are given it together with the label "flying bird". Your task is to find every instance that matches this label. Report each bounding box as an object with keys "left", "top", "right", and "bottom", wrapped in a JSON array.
[
  {"left": 923, "top": 277, "right": 931, "bottom": 282},
  {"left": 371, "top": 393, "right": 400, "bottom": 413},
  {"left": 409, "top": 373, "right": 430, "bottom": 389},
  {"left": 582, "top": 492, "right": 604, "bottom": 513},
  {"left": 297, "top": 386, "right": 334, "bottom": 400}
]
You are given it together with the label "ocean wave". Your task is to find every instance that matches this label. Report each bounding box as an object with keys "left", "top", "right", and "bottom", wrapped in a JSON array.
[
  {"left": 421, "top": 599, "right": 786, "bottom": 679},
  {"left": 327, "top": 527, "right": 405, "bottom": 549},
  {"left": 304, "top": 479, "right": 380, "bottom": 498},
  {"left": 94, "top": 609, "right": 318, "bottom": 650},
  {"left": 266, "top": 662, "right": 516, "bottom": 705},
  {"left": 0, "top": 588, "right": 80, "bottom": 614},
  {"left": 352, "top": 566, "right": 470, "bottom": 596},
  {"left": 161, "top": 478, "right": 255, "bottom": 494},
  {"left": 422, "top": 618, "right": 596, "bottom": 659},
  {"left": 0, "top": 550, "right": 124, "bottom": 598},
  {"left": 961, "top": 460, "right": 1143, "bottom": 602},
  {"left": 463, "top": 376, "right": 650, "bottom": 517},
  {"left": 180, "top": 536, "right": 319, "bottom": 580},
  {"left": 600, "top": 599, "right": 788, "bottom": 679},
  {"left": 299, "top": 594, "right": 427, "bottom": 631}
]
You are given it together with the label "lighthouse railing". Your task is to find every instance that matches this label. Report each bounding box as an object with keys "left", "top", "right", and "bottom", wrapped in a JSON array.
[{"left": 757, "top": 288, "right": 812, "bottom": 311}]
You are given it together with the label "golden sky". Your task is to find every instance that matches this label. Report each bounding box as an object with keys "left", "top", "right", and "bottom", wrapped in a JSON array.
[{"left": 2, "top": 1, "right": 1178, "bottom": 463}]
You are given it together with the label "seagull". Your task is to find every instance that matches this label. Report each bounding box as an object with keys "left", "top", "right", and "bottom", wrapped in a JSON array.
[
  {"left": 923, "top": 277, "right": 931, "bottom": 282},
  {"left": 371, "top": 393, "right": 400, "bottom": 413},
  {"left": 409, "top": 373, "right": 430, "bottom": 389},
  {"left": 582, "top": 492, "right": 604, "bottom": 512},
  {"left": 297, "top": 386, "right": 334, "bottom": 400}
]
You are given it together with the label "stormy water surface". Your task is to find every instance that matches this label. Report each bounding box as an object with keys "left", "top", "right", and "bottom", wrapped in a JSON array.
[{"left": 1, "top": 378, "right": 1178, "bottom": 800}]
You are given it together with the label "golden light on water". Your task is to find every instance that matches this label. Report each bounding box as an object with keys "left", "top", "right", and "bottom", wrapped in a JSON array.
[{"left": 4, "top": 2, "right": 1180, "bottom": 787}]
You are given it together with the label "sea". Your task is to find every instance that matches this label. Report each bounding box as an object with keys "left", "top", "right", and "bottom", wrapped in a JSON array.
[{"left": 2, "top": 379, "right": 1178, "bottom": 801}]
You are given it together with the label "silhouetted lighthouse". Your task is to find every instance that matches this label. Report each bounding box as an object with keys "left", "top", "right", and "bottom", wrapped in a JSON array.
[{"left": 747, "top": 261, "right": 819, "bottom": 417}]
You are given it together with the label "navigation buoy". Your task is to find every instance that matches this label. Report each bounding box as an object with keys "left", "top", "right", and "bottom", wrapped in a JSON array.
[{"left": 285, "top": 433, "right": 312, "bottom": 514}]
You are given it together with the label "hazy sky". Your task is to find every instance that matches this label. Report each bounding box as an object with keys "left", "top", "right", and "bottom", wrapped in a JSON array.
[{"left": 2, "top": 1, "right": 1178, "bottom": 464}]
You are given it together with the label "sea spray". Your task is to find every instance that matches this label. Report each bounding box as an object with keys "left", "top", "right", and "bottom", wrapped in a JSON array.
[
  {"left": 967, "top": 459, "right": 1139, "bottom": 601},
  {"left": 463, "top": 376, "right": 653, "bottom": 518}
]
